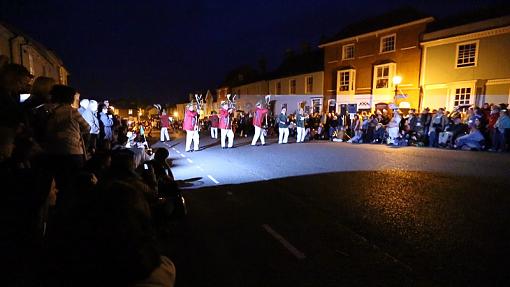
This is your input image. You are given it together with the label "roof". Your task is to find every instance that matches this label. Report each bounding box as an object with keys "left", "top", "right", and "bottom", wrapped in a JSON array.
[
  {"left": 320, "top": 7, "right": 432, "bottom": 47},
  {"left": 267, "top": 49, "right": 323, "bottom": 80},
  {"left": 0, "top": 21, "right": 66, "bottom": 69},
  {"left": 425, "top": 4, "right": 510, "bottom": 33}
]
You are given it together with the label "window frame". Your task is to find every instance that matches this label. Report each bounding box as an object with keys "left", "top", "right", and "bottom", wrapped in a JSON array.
[
  {"left": 380, "top": 33, "right": 396, "bottom": 54},
  {"left": 342, "top": 44, "right": 355, "bottom": 60},
  {"left": 337, "top": 69, "right": 356, "bottom": 94},
  {"left": 305, "top": 76, "right": 313, "bottom": 94},
  {"left": 452, "top": 87, "right": 473, "bottom": 107},
  {"left": 455, "top": 40, "right": 479, "bottom": 69},
  {"left": 372, "top": 63, "right": 396, "bottom": 90},
  {"left": 276, "top": 81, "right": 281, "bottom": 95},
  {"left": 289, "top": 79, "right": 297, "bottom": 94}
]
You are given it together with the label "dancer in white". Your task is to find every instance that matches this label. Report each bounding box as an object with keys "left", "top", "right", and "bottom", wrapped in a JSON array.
[
  {"left": 183, "top": 103, "right": 199, "bottom": 152},
  {"left": 278, "top": 107, "right": 289, "bottom": 144},
  {"left": 219, "top": 101, "right": 235, "bottom": 148},
  {"left": 251, "top": 102, "right": 268, "bottom": 146}
]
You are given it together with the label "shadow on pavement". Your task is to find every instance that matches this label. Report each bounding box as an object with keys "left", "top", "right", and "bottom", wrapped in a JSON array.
[{"left": 164, "top": 170, "right": 510, "bottom": 287}]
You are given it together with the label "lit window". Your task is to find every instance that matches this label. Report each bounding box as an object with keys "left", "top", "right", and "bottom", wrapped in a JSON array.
[
  {"left": 453, "top": 87, "right": 472, "bottom": 106},
  {"left": 380, "top": 34, "right": 396, "bottom": 53},
  {"left": 456, "top": 42, "right": 477, "bottom": 68},
  {"left": 337, "top": 70, "right": 354, "bottom": 92},
  {"left": 342, "top": 44, "right": 355, "bottom": 60},
  {"left": 375, "top": 65, "right": 390, "bottom": 88},
  {"left": 276, "top": 82, "right": 281, "bottom": 94},
  {"left": 290, "top": 79, "right": 296, "bottom": 94},
  {"left": 306, "top": 76, "right": 313, "bottom": 94}
]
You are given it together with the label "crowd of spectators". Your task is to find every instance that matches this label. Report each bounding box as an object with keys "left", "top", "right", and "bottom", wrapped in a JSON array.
[
  {"left": 0, "top": 60, "right": 176, "bottom": 286},
  {"left": 202, "top": 103, "right": 509, "bottom": 152}
]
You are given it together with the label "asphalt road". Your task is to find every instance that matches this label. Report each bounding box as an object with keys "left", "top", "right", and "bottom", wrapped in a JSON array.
[{"left": 151, "top": 131, "right": 510, "bottom": 287}]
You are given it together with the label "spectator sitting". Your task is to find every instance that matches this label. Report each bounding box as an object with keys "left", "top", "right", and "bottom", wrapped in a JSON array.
[{"left": 454, "top": 118, "right": 485, "bottom": 150}]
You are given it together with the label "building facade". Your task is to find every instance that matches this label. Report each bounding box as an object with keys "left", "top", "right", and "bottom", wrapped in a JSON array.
[
  {"left": 420, "top": 15, "right": 510, "bottom": 110},
  {"left": 0, "top": 22, "right": 69, "bottom": 84},
  {"left": 320, "top": 12, "right": 433, "bottom": 112},
  {"left": 229, "top": 71, "right": 324, "bottom": 115}
]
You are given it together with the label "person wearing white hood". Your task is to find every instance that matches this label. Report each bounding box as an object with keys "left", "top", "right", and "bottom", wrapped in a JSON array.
[
  {"left": 81, "top": 100, "right": 100, "bottom": 153},
  {"left": 78, "top": 99, "right": 89, "bottom": 115}
]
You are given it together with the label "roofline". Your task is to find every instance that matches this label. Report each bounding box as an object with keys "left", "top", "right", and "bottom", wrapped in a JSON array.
[
  {"left": 319, "top": 17, "right": 434, "bottom": 48},
  {"left": 420, "top": 25, "right": 510, "bottom": 47}
]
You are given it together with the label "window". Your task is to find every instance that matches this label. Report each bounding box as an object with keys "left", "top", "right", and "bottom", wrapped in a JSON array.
[
  {"left": 28, "top": 53, "right": 34, "bottom": 74},
  {"left": 289, "top": 79, "right": 296, "bottom": 94},
  {"left": 456, "top": 42, "right": 477, "bottom": 68},
  {"left": 276, "top": 82, "right": 281, "bottom": 94},
  {"left": 305, "top": 76, "right": 313, "bottom": 94},
  {"left": 453, "top": 87, "right": 472, "bottom": 106},
  {"left": 337, "top": 70, "right": 355, "bottom": 93},
  {"left": 380, "top": 34, "right": 396, "bottom": 53},
  {"left": 375, "top": 65, "right": 390, "bottom": 88},
  {"left": 342, "top": 44, "right": 355, "bottom": 60}
]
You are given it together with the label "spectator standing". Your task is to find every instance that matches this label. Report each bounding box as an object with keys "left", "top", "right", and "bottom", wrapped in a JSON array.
[
  {"left": 81, "top": 100, "right": 100, "bottom": 154},
  {"left": 209, "top": 111, "right": 219, "bottom": 139},
  {"left": 44, "top": 85, "right": 90, "bottom": 209}
]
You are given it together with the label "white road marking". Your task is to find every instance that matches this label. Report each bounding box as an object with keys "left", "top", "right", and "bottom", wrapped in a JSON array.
[
  {"left": 187, "top": 158, "right": 193, "bottom": 163},
  {"left": 262, "top": 224, "right": 306, "bottom": 260},
  {"left": 207, "top": 175, "right": 220, "bottom": 184},
  {"left": 176, "top": 150, "right": 181, "bottom": 154},
  {"left": 180, "top": 154, "right": 185, "bottom": 158},
  {"left": 172, "top": 147, "right": 176, "bottom": 151}
]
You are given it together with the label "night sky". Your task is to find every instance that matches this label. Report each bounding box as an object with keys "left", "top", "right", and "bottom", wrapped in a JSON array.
[{"left": 0, "top": 0, "right": 506, "bottom": 104}]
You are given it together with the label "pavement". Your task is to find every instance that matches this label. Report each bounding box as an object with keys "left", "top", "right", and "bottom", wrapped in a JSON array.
[{"left": 150, "top": 130, "right": 510, "bottom": 287}]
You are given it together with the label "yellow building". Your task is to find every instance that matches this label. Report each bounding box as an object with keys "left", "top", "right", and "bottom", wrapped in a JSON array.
[
  {"left": 421, "top": 15, "right": 510, "bottom": 110},
  {"left": 0, "top": 22, "right": 69, "bottom": 84}
]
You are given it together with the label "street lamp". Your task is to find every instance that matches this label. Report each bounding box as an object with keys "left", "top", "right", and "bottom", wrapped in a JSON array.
[{"left": 392, "top": 75, "right": 402, "bottom": 103}]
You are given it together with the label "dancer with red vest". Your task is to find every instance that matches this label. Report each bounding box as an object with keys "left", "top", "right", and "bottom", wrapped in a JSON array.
[
  {"left": 219, "top": 100, "right": 235, "bottom": 149},
  {"left": 183, "top": 103, "right": 200, "bottom": 152},
  {"left": 251, "top": 101, "right": 268, "bottom": 146}
]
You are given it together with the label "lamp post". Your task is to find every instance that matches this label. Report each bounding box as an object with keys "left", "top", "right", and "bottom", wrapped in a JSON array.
[{"left": 392, "top": 75, "right": 402, "bottom": 103}]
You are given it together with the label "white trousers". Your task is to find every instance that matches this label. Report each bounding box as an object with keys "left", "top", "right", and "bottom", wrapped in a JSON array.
[
  {"left": 185, "top": 130, "right": 199, "bottom": 151},
  {"left": 160, "top": 127, "right": 170, "bottom": 141},
  {"left": 221, "top": 128, "right": 234, "bottom": 148},
  {"left": 296, "top": 127, "right": 306, "bottom": 142},
  {"left": 251, "top": 126, "right": 265, "bottom": 145},
  {"left": 387, "top": 127, "right": 400, "bottom": 144},
  {"left": 210, "top": 127, "right": 218, "bottom": 139},
  {"left": 278, "top": 127, "right": 289, "bottom": 144}
]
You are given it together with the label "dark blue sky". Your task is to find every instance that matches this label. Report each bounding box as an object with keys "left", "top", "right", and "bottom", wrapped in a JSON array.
[{"left": 0, "top": 0, "right": 506, "bottom": 103}]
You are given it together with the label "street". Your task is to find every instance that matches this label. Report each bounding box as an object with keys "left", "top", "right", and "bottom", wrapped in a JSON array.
[{"left": 152, "top": 132, "right": 510, "bottom": 287}]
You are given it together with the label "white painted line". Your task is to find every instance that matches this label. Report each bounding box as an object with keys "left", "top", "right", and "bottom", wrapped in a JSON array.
[
  {"left": 176, "top": 150, "right": 181, "bottom": 154},
  {"left": 180, "top": 154, "right": 185, "bottom": 158},
  {"left": 187, "top": 158, "right": 193, "bottom": 163},
  {"left": 207, "top": 175, "right": 220, "bottom": 184},
  {"left": 262, "top": 224, "right": 306, "bottom": 260},
  {"left": 172, "top": 147, "right": 176, "bottom": 150}
]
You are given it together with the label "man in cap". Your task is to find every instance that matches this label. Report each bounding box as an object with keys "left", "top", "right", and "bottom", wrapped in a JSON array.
[
  {"left": 278, "top": 107, "right": 289, "bottom": 144},
  {"left": 296, "top": 108, "right": 308, "bottom": 143},
  {"left": 219, "top": 100, "right": 235, "bottom": 148},
  {"left": 251, "top": 101, "right": 268, "bottom": 146},
  {"left": 159, "top": 109, "right": 170, "bottom": 142},
  {"left": 183, "top": 103, "right": 199, "bottom": 152}
]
